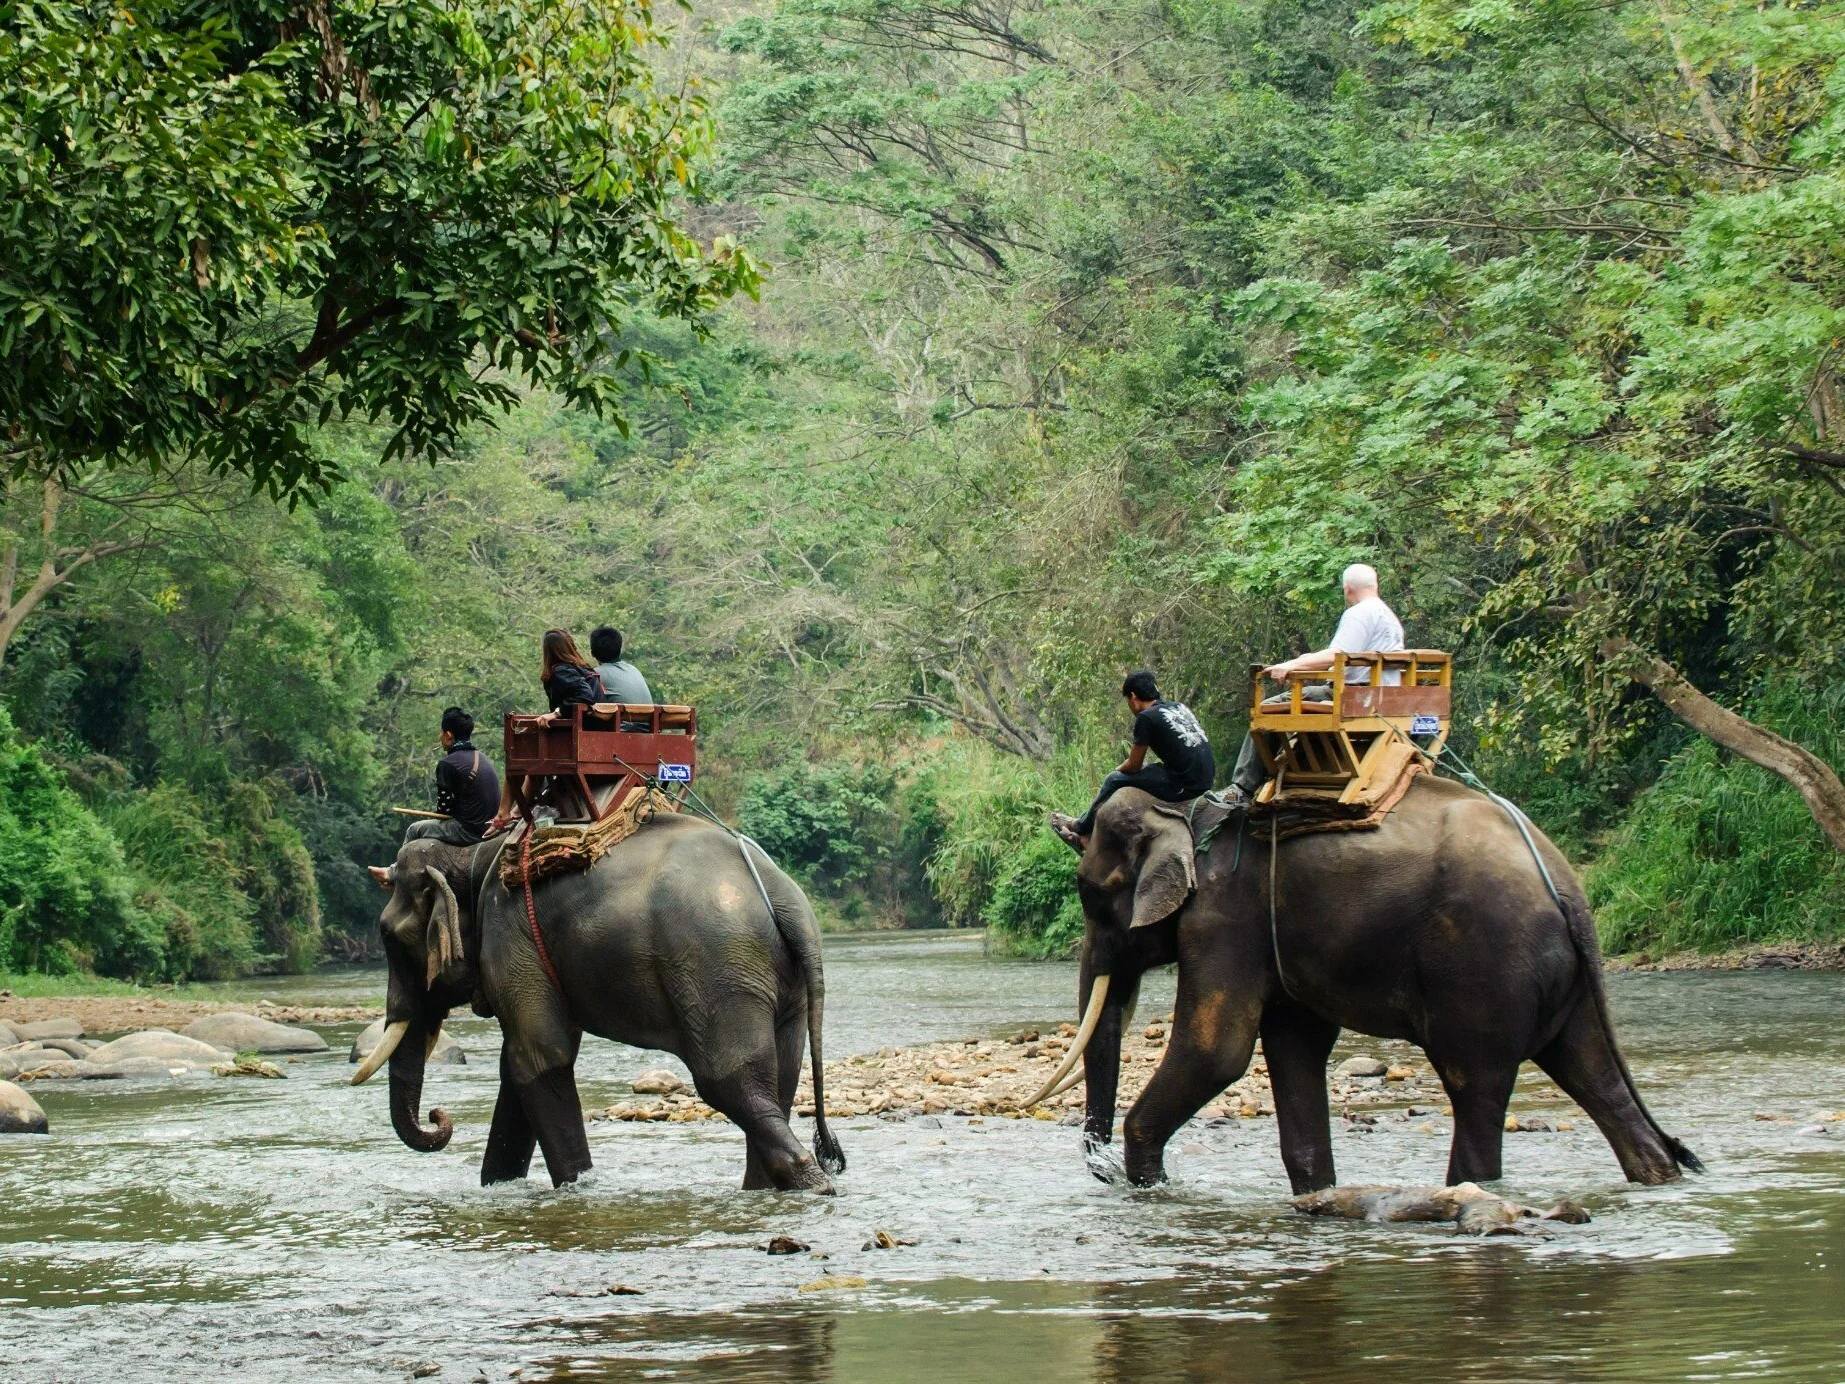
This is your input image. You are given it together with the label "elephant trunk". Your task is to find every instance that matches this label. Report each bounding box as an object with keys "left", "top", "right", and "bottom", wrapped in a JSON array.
[{"left": 388, "top": 1026, "right": 453, "bottom": 1153}]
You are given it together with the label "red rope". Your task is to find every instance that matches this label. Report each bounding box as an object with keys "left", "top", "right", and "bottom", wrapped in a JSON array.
[{"left": 520, "top": 828, "right": 564, "bottom": 994}]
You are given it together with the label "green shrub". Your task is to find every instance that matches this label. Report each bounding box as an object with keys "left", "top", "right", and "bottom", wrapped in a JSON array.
[
  {"left": 0, "top": 706, "right": 164, "bottom": 978},
  {"left": 983, "top": 830, "right": 1085, "bottom": 958},
  {"left": 103, "top": 785, "right": 260, "bottom": 979},
  {"left": 740, "top": 760, "right": 897, "bottom": 891},
  {"left": 1589, "top": 685, "right": 1845, "bottom": 953}
]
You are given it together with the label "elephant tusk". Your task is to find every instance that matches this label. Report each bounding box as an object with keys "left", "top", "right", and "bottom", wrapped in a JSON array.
[
  {"left": 350, "top": 1020, "right": 409, "bottom": 1086},
  {"left": 1021, "top": 974, "right": 1110, "bottom": 1109},
  {"left": 425, "top": 1027, "right": 441, "bottom": 1061},
  {"left": 1046, "top": 1063, "right": 1087, "bottom": 1100}
]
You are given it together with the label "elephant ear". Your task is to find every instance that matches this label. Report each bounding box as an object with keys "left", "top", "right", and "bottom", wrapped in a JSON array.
[
  {"left": 1131, "top": 814, "right": 1196, "bottom": 929},
  {"left": 423, "top": 865, "right": 465, "bottom": 987}
]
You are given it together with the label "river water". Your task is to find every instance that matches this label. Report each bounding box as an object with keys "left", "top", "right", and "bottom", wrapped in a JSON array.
[{"left": 3, "top": 932, "right": 1841, "bottom": 1383}]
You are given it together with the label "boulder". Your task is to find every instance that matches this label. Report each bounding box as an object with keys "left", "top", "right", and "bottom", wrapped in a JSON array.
[
  {"left": 29, "top": 1038, "right": 95, "bottom": 1061},
  {"left": 0, "top": 1080, "right": 48, "bottom": 1134},
  {"left": 86, "top": 1029, "right": 232, "bottom": 1065},
  {"left": 348, "top": 1018, "right": 466, "bottom": 1066},
  {"left": 7, "top": 1058, "right": 123, "bottom": 1081},
  {"left": 181, "top": 1013, "right": 328, "bottom": 1054},
  {"left": 1335, "top": 1055, "right": 1389, "bottom": 1079},
  {"left": 0, "top": 1019, "right": 20, "bottom": 1045},
  {"left": 107, "top": 1056, "right": 216, "bottom": 1077},
  {"left": 12, "top": 1017, "right": 84, "bottom": 1041},
  {"left": 631, "top": 1069, "right": 685, "bottom": 1096}
]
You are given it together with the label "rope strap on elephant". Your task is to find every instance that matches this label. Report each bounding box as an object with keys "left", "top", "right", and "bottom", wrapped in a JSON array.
[
  {"left": 519, "top": 830, "right": 565, "bottom": 995},
  {"left": 497, "top": 786, "right": 678, "bottom": 891}
]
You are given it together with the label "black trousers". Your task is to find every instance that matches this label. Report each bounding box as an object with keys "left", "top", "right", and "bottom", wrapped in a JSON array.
[
  {"left": 1074, "top": 765, "right": 1199, "bottom": 836},
  {"left": 404, "top": 816, "right": 484, "bottom": 847}
]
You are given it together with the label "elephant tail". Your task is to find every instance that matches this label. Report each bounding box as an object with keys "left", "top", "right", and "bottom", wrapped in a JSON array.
[
  {"left": 749, "top": 840, "right": 846, "bottom": 1176},
  {"left": 1557, "top": 877, "right": 1704, "bottom": 1175}
]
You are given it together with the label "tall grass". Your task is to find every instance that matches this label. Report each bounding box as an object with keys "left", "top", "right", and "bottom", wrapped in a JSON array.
[{"left": 1588, "top": 685, "right": 1845, "bottom": 953}]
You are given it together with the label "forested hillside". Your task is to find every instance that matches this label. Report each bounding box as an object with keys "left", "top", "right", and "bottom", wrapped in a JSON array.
[{"left": 3, "top": 0, "right": 1841, "bottom": 977}]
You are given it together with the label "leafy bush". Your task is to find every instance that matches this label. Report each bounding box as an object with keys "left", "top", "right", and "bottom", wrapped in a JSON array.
[
  {"left": 900, "top": 737, "right": 1102, "bottom": 955},
  {"left": 1589, "top": 685, "right": 1845, "bottom": 953},
  {"left": 983, "top": 831, "right": 1084, "bottom": 958},
  {"left": 103, "top": 785, "right": 260, "bottom": 979},
  {"left": 0, "top": 706, "right": 164, "bottom": 978},
  {"left": 290, "top": 795, "right": 396, "bottom": 953},
  {"left": 739, "top": 760, "right": 913, "bottom": 926}
]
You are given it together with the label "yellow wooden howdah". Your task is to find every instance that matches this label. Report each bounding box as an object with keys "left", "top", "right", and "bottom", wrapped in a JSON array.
[{"left": 1247, "top": 651, "right": 1451, "bottom": 807}]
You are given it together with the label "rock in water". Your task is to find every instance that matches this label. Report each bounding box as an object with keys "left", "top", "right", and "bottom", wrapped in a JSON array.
[
  {"left": 1293, "top": 1182, "right": 1590, "bottom": 1236},
  {"left": 0, "top": 1020, "right": 20, "bottom": 1045},
  {"left": 12, "top": 1018, "right": 85, "bottom": 1041},
  {"left": 181, "top": 1013, "right": 328, "bottom": 1054},
  {"left": 86, "top": 1029, "right": 233, "bottom": 1065},
  {"left": 0, "top": 1079, "right": 48, "bottom": 1133},
  {"left": 1334, "top": 1055, "right": 1389, "bottom": 1079},
  {"left": 631, "top": 1069, "right": 686, "bottom": 1095},
  {"left": 348, "top": 1018, "right": 466, "bottom": 1065}
]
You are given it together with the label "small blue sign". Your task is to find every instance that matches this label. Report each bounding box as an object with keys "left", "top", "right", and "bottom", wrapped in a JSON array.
[
  {"left": 658, "top": 762, "right": 693, "bottom": 783},
  {"left": 1410, "top": 714, "right": 1441, "bottom": 737}
]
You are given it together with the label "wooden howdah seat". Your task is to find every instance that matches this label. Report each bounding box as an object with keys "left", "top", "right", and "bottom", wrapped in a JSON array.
[
  {"left": 503, "top": 703, "right": 696, "bottom": 824},
  {"left": 1247, "top": 651, "right": 1451, "bottom": 808}
]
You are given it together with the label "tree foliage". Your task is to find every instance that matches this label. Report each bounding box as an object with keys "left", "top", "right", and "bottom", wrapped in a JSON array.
[{"left": 0, "top": 0, "right": 758, "bottom": 496}]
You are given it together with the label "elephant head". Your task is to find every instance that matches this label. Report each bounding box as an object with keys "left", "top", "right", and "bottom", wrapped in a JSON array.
[
  {"left": 1023, "top": 793, "right": 1194, "bottom": 1109},
  {"left": 355, "top": 838, "right": 480, "bottom": 1154}
]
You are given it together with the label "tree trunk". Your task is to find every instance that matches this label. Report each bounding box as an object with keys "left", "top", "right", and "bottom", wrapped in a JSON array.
[{"left": 1602, "top": 638, "right": 1845, "bottom": 852}]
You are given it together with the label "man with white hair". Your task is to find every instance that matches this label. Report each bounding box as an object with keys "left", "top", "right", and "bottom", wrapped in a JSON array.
[{"left": 1228, "top": 563, "right": 1406, "bottom": 802}]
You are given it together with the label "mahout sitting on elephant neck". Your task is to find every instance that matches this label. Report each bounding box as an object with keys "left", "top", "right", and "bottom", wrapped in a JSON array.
[{"left": 1047, "top": 778, "right": 1699, "bottom": 1193}]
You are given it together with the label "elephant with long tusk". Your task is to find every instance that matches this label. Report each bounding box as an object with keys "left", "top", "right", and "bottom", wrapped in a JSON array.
[
  {"left": 359, "top": 822, "right": 844, "bottom": 1192},
  {"left": 1043, "top": 781, "right": 1700, "bottom": 1191}
]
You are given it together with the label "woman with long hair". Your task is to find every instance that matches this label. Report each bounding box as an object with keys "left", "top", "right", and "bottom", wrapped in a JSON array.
[
  {"left": 539, "top": 628, "right": 605, "bottom": 722},
  {"left": 489, "top": 629, "right": 608, "bottom": 830}
]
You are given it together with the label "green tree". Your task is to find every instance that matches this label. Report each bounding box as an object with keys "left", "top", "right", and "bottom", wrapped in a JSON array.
[{"left": 1, "top": 0, "right": 758, "bottom": 498}]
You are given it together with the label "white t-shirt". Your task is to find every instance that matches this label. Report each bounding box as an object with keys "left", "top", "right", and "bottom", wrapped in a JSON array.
[{"left": 1328, "top": 595, "right": 1406, "bottom": 684}]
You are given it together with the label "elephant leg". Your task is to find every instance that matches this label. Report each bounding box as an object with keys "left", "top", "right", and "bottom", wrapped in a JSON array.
[
  {"left": 739, "top": 1014, "right": 813, "bottom": 1191},
  {"left": 518, "top": 1065, "right": 593, "bottom": 1187},
  {"left": 1533, "top": 994, "right": 1682, "bottom": 1185},
  {"left": 1260, "top": 1005, "right": 1341, "bottom": 1195},
  {"left": 498, "top": 1003, "right": 589, "bottom": 1188},
  {"left": 1430, "top": 1054, "right": 1517, "bottom": 1185},
  {"left": 1120, "top": 987, "right": 1261, "bottom": 1187},
  {"left": 1081, "top": 973, "right": 1138, "bottom": 1150},
  {"left": 481, "top": 1046, "right": 538, "bottom": 1185},
  {"left": 695, "top": 1054, "right": 834, "bottom": 1195}
]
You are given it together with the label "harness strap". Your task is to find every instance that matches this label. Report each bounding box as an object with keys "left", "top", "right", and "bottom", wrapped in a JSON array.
[{"left": 520, "top": 828, "right": 565, "bottom": 994}]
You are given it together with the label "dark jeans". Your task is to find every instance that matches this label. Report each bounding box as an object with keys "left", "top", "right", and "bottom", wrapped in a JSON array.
[
  {"left": 1232, "top": 684, "right": 1334, "bottom": 794},
  {"left": 1074, "top": 765, "right": 1201, "bottom": 836},
  {"left": 404, "top": 816, "right": 484, "bottom": 847}
]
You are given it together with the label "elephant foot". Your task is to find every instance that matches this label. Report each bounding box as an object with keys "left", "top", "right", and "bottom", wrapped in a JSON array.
[
  {"left": 1084, "top": 1133, "right": 1124, "bottom": 1185},
  {"left": 1124, "top": 1146, "right": 1169, "bottom": 1188}
]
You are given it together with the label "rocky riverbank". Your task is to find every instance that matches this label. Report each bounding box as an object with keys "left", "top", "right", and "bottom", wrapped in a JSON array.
[
  {"left": 589, "top": 1018, "right": 1464, "bottom": 1125},
  {"left": 1605, "top": 941, "right": 1845, "bottom": 973},
  {"left": 0, "top": 995, "right": 378, "bottom": 1035}
]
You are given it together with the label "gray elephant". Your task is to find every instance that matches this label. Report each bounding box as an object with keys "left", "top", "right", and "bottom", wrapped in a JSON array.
[
  {"left": 1032, "top": 780, "right": 1699, "bottom": 1191},
  {"left": 356, "top": 815, "right": 844, "bottom": 1192}
]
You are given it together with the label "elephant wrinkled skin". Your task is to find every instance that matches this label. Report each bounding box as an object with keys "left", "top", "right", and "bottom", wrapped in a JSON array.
[
  {"left": 366, "top": 815, "right": 844, "bottom": 1192},
  {"left": 1062, "top": 780, "right": 1699, "bottom": 1191}
]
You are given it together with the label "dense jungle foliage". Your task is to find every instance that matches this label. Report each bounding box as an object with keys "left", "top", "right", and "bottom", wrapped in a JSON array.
[{"left": 2, "top": 0, "right": 1842, "bottom": 977}]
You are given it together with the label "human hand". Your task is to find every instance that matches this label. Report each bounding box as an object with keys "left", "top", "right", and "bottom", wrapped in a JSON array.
[{"left": 1262, "top": 661, "right": 1294, "bottom": 680}]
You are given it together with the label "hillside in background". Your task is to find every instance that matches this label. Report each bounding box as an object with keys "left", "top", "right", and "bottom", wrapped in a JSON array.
[{"left": 3, "top": 0, "right": 1843, "bottom": 975}]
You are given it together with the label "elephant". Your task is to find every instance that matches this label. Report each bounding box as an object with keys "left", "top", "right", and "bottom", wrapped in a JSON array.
[
  {"left": 1033, "top": 778, "right": 1699, "bottom": 1191},
  {"left": 355, "top": 814, "right": 845, "bottom": 1192}
]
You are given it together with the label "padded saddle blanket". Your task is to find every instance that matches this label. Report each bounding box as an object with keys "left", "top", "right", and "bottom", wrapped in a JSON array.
[
  {"left": 1159, "top": 757, "right": 1426, "bottom": 851},
  {"left": 497, "top": 786, "right": 679, "bottom": 890}
]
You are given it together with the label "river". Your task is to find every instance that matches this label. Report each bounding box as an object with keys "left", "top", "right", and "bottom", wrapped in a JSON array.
[{"left": 3, "top": 932, "right": 1841, "bottom": 1383}]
